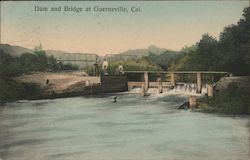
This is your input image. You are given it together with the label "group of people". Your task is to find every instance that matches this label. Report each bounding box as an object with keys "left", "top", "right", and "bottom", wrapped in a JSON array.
[{"left": 94, "top": 58, "right": 124, "bottom": 76}]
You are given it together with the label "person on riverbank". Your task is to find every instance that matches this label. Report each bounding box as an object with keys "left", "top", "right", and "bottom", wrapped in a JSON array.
[
  {"left": 117, "top": 63, "right": 124, "bottom": 75},
  {"left": 102, "top": 59, "right": 109, "bottom": 75},
  {"left": 93, "top": 57, "right": 98, "bottom": 76}
]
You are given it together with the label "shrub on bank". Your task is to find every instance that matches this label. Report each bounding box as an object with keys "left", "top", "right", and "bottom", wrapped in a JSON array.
[
  {"left": 61, "top": 63, "right": 79, "bottom": 70},
  {"left": 0, "top": 79, "right": 43, "bottom": 105},
  {"left": 198, "top": 83, "right": 250, "bottom": 115}
]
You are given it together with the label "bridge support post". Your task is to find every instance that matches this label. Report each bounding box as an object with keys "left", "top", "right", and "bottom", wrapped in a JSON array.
[
  {"left": 196, "top": 72, "right": 202, "bottom": 93},
  {"left": 170, "top": 73, "right": 175, "bottom": 87},
  {"left": 141, "top": 84, "right": 146, "bottom": 97},
  {"left": 157, "top": 77, "right": 163, "bottom": 94},
  {"left": 189, "top": 96, "right": 197, "bottom": 109},
  {"left": 144, "top": 72, "right": 149, "bottom": 91},
  {"left": 207, "top": 84, "right": 213, "bottom": 97}
]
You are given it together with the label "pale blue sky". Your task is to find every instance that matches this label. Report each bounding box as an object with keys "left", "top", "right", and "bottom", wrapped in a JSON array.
[{"left": 1, "top": 1, "right": 249, "bottom": 55}]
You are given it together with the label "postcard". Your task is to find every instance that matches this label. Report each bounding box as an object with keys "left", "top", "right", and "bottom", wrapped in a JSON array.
[{"left": 0, "top": 0, "right": 249, "bottom": 160}]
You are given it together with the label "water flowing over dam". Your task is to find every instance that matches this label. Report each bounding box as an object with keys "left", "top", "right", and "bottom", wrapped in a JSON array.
[{"left": 0, "top": 92, "right": 249, "bottom": 160}]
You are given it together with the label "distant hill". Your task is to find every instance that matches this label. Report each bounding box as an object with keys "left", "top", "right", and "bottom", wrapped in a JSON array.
[
  {"left": 0, "top": 44, "right": 178, "bottom": 61},
  {"left": 0, "top": 44, "right": 33, "bottom": 56},
  {"left": 119, "top": 45, "right": 177, "bottom": 57},
  {"left": 0, "top": 44, "right": 96, "bottom": 58}
]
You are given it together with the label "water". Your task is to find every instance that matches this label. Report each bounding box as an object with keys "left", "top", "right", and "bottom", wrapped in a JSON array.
[{"left": 0, "top": 93, "right": 249, "bottom": 160}]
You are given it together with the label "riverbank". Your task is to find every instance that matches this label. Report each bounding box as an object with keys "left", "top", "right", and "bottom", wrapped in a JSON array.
[
  {"left": 0, "top": 71, "right": 129, "bottom": 104},
  {"left": 0, "top": 71, "right": 99, "bottom": 104},
  {"left": 196, "top": 77, "right": 250, "bottom": 115},
  {"left": 15, "top": 71, "right": 100, "bottom": 93},
  {"left": 197, "top": 87, "right": 250, "bottom": 115}
]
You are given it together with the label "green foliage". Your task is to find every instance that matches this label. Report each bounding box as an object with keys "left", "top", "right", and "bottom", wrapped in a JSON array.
[
  {"left": 170, "top": 34, "right": 221, "bottom": 71},
  {"left": 0, "top": 50, "right": 23, "bottom": 77},
  {"left": 33, "top": 49, "right": 49, "bottom": 71},
  {"left": 198, "top": 82, "right": 250, "bottom": 115},
  {"left": 47, "top": 55, "right": 59, "bottom": 70},
  {"left": 143, "top": 51, "right": 178, "bottom": 70},
  {"left": 217, "top": 7, "right": 250, "bottom": 75},
  {"left": 169, "top": 7, "right": 250, "bottom": 76},
  {"left": 61, "top": 63, "right": 79, "bottom": 70},
  {"left": 181, "top": 44, "right": 198, "bottom": 53},
  {"left": 19, "top": 53, "right": 46, "bottom": 71},
  {"left": 0, "top": 79, "right": 42, "bottom": 105},
  {"left": 109, "top": 58, "right": 162, "bottom": 74}
]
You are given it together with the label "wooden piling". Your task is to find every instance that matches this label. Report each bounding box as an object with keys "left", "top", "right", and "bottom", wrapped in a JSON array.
[
  {"left": 141, "top": 84, "right": 146, "bottom": 97},
  {"left": 144, "top": 72, "right": 149, "bottom": 91},
  {"left": 196, "top": 72, "right": 202, "bottom": 93},
  {"left": 189, "top": 96, "right": 197, "bottom": 109},
  {"left": 207, "top": 84, "right": 213, "bottom": 97},
  {"left": 170, "top": 72, "right": 175, "bottom": 86},
  {"left": 85, "top": 80, "right": 90, "bottom": 86},
  {"left": 157, "top": 78, "right": 163, "bottom": 94}
]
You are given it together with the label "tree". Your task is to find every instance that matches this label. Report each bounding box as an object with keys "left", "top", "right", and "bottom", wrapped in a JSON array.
[
  {"left": 218, "top": 7, "right": 250, "bottom": 75},
  {"left": 0, "top": 50, "right": 22, "bottom": 76},
  {"left": 33, "top": 43, "right": 49, "bottom": 71}
]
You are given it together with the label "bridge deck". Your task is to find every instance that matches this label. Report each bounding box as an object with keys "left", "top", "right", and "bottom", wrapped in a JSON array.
[
  {"left": 125, "top": 71, "right": 228, "bottom": 74},
  {"left": 128, "top": 81, "right": 173, "bottom": 88}
]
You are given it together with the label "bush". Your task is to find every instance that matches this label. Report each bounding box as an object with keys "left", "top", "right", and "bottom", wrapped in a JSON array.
[
  {"left": 0, "top": 79, "right": 42, "bottom": 105},
  {"left": 0, "top": 50, "right": 23, "bottom": 76},
  {"left": 198, "top": 82, "right": 250, "bottom": 115},
  {"left": 61, "top": 63, "right": 79, "bottom": 70}
]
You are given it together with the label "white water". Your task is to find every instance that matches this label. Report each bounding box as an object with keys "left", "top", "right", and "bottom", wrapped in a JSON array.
[
  {"left": 0, "top": 93, "right": 249, "bottom": 160},
  {"left": 128, "top": 83, "right": 208, "bottom": 96}
]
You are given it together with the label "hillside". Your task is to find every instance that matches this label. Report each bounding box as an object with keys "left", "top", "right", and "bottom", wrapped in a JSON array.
[
  {"left": 0, "top": 44, "right": 96, "bottom": 58},
  {"left": 0, "top": 44, "right": 33, "bottom": 56},
  {"left": 119, "top": 45, "right": 177, "bottom": 57}
]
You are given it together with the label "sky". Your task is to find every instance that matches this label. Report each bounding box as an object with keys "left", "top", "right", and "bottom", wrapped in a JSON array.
[{"left": 0, "top": 1, "right": 249, "bottom": 55}]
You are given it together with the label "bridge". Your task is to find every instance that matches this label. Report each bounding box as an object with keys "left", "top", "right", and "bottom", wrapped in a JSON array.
[
  {"left": 54, "top": 53, "right": 100, "bottom": 66},
  {"left": 124, "top": 71, "right": 229, "bottom": 94}
]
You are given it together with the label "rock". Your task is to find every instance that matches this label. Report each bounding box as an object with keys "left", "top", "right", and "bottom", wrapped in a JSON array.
[{"left": 178, "top": 102, "right": 190, "bottom": 110}]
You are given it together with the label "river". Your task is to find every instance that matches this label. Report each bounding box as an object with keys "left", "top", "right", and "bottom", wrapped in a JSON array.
[{"left": 0, "top": 93, "right": 249, "bottom": 160}]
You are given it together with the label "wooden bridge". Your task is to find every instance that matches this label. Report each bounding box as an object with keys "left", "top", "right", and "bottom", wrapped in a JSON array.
[{"left": 125, "top": 71, "right": 229, "bottom": 94}]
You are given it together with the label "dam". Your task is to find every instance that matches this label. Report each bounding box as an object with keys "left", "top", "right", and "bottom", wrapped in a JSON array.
[{"left": 15, "top": 70, "right": 229, "bottom": 100}]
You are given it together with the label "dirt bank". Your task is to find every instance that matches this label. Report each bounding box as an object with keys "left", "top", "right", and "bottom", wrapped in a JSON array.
[{"left": 15, "top": 71, "right": 100, "bottom": 94}]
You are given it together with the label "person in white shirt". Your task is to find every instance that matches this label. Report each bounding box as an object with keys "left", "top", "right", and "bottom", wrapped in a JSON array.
[
  {"left": 102, "top": 59, "right": 109, "bottom": 75},
  {"left": 118, "top": 63, "right": 124, "bottom": 75}
]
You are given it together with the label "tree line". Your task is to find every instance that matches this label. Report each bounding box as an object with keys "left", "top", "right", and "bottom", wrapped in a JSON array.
[
  {"left": 0, "top": 47, "right": 77, "bottom": 104},
  {"left": 145, "top": 7, "right": 250, "bottom": 76}
]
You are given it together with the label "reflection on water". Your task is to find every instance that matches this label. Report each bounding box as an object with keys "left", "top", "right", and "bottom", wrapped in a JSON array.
[{"left": 0, "top": 93, "right": 249, "bottom": 160}]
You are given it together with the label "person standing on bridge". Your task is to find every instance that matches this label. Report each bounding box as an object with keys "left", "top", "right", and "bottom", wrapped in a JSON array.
[{"left": 102, "top": 58, "right": 109, "bottom": 75}]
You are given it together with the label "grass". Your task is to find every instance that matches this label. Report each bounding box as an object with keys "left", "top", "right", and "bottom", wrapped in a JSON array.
[{"left": 198, "top": 83, "right": 250, "bottom": 115}]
